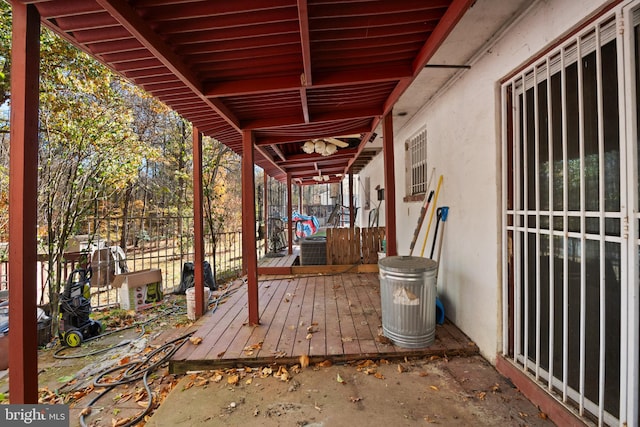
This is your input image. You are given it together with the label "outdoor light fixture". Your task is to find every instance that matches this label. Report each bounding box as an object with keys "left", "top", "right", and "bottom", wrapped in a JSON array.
[
  {"left": 302, "top": 140, "right": 315, "bottom": 154},
  {"left": 301, "top": 136, "right": 351, "bottom": 157}
]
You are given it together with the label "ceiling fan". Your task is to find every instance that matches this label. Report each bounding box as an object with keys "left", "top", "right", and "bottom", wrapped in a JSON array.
[
  {"left": 312, "top": 173, "right": 330, "bottom": 182},
  {"left": 301, "top": 135, "right": 358, "bottom": 156}
]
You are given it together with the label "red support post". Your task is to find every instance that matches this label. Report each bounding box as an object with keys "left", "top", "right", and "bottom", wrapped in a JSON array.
[
  {"left": 286, "top": 173, "right": 293, "bottom": 255},
  {"left": 192, "top": 127, "right": 205, "bottom": 318},
  {"left": 242, "top": 130, "right": 259, "bottom": 325},
  {"left": 383, "top": 112, "right": 397, "bottom": 256},
  {"left": 348, "top": 171, "right": 355, "bottom": 228},
  {"left": 9, "top": 2, "right": 40, "bottom": 404},
  {"left": 263, "top": 172, "right": 268, "bottom": 254}
]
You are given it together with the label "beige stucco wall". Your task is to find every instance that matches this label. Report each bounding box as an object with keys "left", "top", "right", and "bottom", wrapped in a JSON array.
[{"left": 358, "top": 0, "right": 613, "bottom": 362}]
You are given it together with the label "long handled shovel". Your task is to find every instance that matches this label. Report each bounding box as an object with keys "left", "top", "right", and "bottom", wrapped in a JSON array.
[
  {"left": 409, "top": 190, "right": 434, "bottom": 255},
  {"left": 433, "top": 207, "right": 449, "bottom": 280},
  {"left": 409, "top": 168, "right": 436, "bottom": 256},
  {"left": 420, "top": 175, "right": 443, "bottom": 257},
  {"left": 429, "top": 207, "right": 443, "bottom": 259},
  {"left": 433, "top": 207, "right": 448, "bottom": 324}
]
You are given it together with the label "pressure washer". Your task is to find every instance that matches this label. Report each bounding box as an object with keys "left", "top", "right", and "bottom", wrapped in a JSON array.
[{"left": 58, "top": 268, "right": 102, "bottom": 347}]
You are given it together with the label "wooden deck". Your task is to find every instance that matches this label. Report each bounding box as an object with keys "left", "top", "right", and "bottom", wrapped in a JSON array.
[
  {"left": 170, "top": 273, "right": 478, "bottom": 373},
  {"left": 257, "top": 247, "right": 380, "bottom": 275}
]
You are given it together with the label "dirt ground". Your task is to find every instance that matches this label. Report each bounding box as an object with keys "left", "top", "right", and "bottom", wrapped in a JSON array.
[
  {"left": 0, "top": 294, "right": 556, "bottom": 427},
  {"left": 146, "top": 354, "right": 555, "bottom": 427}
]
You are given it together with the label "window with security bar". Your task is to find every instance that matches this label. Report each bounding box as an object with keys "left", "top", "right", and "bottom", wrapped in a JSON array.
[
  {"left": 406, "top": 128, "right": 428, "bottom": 196},
  {"left": 501, "top": 11, "right": 632, "bottom": 426}
]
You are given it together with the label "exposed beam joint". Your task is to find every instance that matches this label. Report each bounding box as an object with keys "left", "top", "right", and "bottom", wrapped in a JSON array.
[
  {"left": 271, "top": 144, "right": 286, "bottom": 162},
  {"left": 254, "top": 145, "right": 287, "bottom": 177}
]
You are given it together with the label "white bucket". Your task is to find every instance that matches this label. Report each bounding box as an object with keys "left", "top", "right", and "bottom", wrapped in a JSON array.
[
  {"left": 378, "top": 251, "right": 386, "bottom": 261},
  {"left": 186, "top": 287, "right": 211, "bottom": 320}
]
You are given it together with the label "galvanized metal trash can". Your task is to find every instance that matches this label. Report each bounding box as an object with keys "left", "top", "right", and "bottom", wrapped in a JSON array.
[{"left": 379, "top": 256, "right": 437, "bottom": 348}]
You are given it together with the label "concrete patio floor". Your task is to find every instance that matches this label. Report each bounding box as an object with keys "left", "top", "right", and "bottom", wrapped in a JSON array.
[{"left": 148, "top": 354, "right": 556, "bottom": 426}]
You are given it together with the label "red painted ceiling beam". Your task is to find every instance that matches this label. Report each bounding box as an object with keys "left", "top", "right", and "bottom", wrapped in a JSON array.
[
  {"left": 141, "top": 0, "right": 295, "bottom": 22},
  {"left": 205, "top": 63, "right": 411, "bottom": 97},
  {"left": 168, "top": 20, "right": 300, "bottom": 45},
  {"left": 254, "top": 126, "right": 369, "bottom": 146},
  {"left": 309, "top": 9, "right": 444, "bottom": 30},
  {"left": 96, "top": 0, "right": 242, "bottom": 132},
  {"left": 157, "top": 8, "right": 299, "bottom": 34},
  {"left": 243, "top": 106, "right": 382, "bottom": 130},
  {"left": 308, "top": 0, "right": 451, "bottom": 17}
]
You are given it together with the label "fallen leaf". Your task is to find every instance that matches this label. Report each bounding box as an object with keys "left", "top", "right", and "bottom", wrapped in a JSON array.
[
  {"left": 80, "top": 407, "right": 92, "bottom": 416},
  {"left": 317, "top": 360, "right": 333, "bottom": 368},
  {"left": 430, "top": 385, "right": 439, "bottom": 391},
  {"left": 306, "top": 333, "right": 313, "bottom": 340},
  {"left": 539, "top": 412, "right": 548, "bottom": 420},
  {"left": 418, "top": 372, "right": 429, "bottom": 377},
  {"left": 112, "top": 417, "right": 131, "bottom": 427},
  {"left": 349, "top": 396, "right": 362, "bottom": 403},
  {"left": 245, "top": 378, "right": 253, "bottom": 385},
  {"left": 374, "top": 372, "right": 385, "bottom": 380},
  {"left": 356, "top": 360, "right": 376, "bottom": 369},
  {"left": 299, "top": 354, "right": 310, "bottom": 368},
  {"left": 212, "top": 374, "right": 223, "bottom": 383},
  {"left": 491, "top": 383, "right": 501, "bottom": 393},
  {"left": 476, "top": 391, "right": 486, "bottom": 400},
  {"left": 189, "top": 336, "right": 203, "bottom": 345},
  {"left": 227, "top": 375, "right": 239, "bottom": 385},
  {"left": 217, "top": 351, "right": 226, "bottom": 358},
  {"left": 376, "top": 335, "right": 392, "bottom": 345},
  {"left": 274, "top": 366, "right": 290, "bottom": 381},
  {"left": 397, "top": 364, "right": 407, "bottom": 373},
  {"left": 119, "top": 356, "right": 130, "bottom": 365},
  {"left": 336, "top": 373, "right": 345, "bottom": 384}
]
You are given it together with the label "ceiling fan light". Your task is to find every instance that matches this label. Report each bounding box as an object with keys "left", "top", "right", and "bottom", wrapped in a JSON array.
[
  {"left": 314, "top": 139, "right": 326, "bottom": 154},
  {"left": 323, "top": 143, "right": 337, "bottom": 156},
  {"left": 302, "top": 140, "right": 315, "bottom": 154},
  {"left": 323, "top": 175, "right": 329, "bottom": 181}
]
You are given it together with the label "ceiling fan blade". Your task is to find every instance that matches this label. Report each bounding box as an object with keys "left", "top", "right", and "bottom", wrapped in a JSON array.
[{"left": 325, "top": 137, "right": 349, "bottom": 148}]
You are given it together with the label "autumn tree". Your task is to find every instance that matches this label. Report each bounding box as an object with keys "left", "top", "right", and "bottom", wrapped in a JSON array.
[{"left": 38, "top": 28, "right": 159, "bottom": 326}]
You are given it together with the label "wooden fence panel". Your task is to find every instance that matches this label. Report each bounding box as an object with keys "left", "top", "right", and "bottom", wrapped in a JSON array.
[
  {"left": 361, "top": 227, "right": 386, "bottom": 264},
  {"left": 326, "top": 227, "right": 360, "bottom": 265}
]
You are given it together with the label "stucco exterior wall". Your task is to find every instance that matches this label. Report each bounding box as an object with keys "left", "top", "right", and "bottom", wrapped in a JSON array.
[{"left": 358, "top": 0, "right": 612, "bottom": 362}]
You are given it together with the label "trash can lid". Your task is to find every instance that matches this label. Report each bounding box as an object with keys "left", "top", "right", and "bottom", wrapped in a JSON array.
[{"left": 378, "top": 256, "right": 437, "bottom": 273}]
